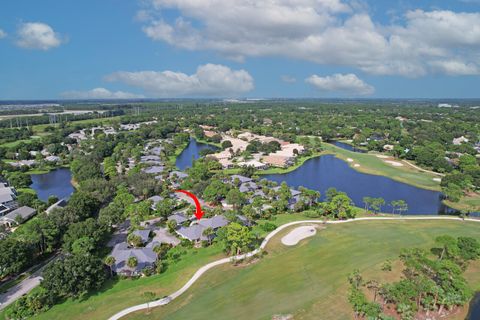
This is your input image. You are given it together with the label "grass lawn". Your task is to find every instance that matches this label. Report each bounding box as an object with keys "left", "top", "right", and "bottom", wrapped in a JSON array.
[
  {"left": 322, "top": 143, "right": 441, "bottom": 191},
  {"left": 15, "top": 245, "right": 225, "bottom": 320},
  {"left": 445, "top": 193, "right": 480, "bottom": 212},
  {"left": 123, "top": 220, "right": 480, "bottom": 320}
]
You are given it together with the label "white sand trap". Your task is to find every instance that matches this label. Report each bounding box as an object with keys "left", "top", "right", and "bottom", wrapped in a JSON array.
[
  {"left": 281, "top": 226, "right": 317, "bottom": 246},
  {"left": 354, "top": 164, "right": 360, "bottom": 167},
  {"left": 385, "top": 160, "right": 404, "bottom": 167},
  {"left": 347, "top": 158, "right": 354, "bottom": 162},
  {"left": 376, "top": 155, "right": 390, "bottom": 159},
  {"left": 433, "top": 178, "right": 442, "bottom": 182}
]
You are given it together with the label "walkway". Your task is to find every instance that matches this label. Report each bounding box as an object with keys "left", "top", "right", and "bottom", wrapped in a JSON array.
[{"left": 108, "top": 216, "right": 480, "bottom": 320}]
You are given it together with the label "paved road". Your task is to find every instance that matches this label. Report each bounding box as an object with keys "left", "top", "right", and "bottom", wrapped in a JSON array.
[
  {"left": 0, "top": 270, "right": 43, "bottom": 310},
  {"left": 0, "top": 255, "right": 57, "bottom": 311},
  {"left": 108, "top": 216, "right": 480, "bottom": 320}
]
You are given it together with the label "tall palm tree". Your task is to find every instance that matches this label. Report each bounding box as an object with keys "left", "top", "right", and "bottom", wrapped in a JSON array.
[{"left": 105, "top": 256, "right": 116, "bottom": 277}]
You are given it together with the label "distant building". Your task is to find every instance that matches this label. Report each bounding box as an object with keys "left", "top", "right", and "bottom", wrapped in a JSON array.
[
  {"left": 262, "top": 154, "right": 293, "bottom": 168},
  {"left": 453, "top": 136, "right": 469, "bottom": 145}
]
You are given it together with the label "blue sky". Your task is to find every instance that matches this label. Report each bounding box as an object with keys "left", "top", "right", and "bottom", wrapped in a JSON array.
[{"left": 1, "top": 0, "right": 480, "bottom": 99}]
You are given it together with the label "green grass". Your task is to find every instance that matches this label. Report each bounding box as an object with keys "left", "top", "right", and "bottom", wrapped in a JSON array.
[
  {"left": 17, "top": 245, "right": 225, "bottom": 320},
  {"left": 123, "top": 220, "right": 480, "bottom": 320},
  {"left": 31, "top": 116, "right": 122, "bottom": 134},
  {"left": 445, "top": 193, "right": 480, "bottom": 212},
  {"left": 322, "top": 143, "right": 441, "bottom": 191}
]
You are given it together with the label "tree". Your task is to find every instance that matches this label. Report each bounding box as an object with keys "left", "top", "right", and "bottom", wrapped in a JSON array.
[
  {"left": 363, "top": 196, "right": 373, "bottom": 213},
  {"left": 202, "top": 227, "right": 214, "bottom": 245},
  {"left": 41, "top": 254, "right": 107, "bottom": 299},
  {"left": 443, "top": 183, "right": 463, "bottom": 202},
  {"left": 127, "top": 256, "right": 138, "bottom": 269},
  {"left": 220, "top": 223, "right": 255, "bottom": 255},
  {"left": 327, "top": 194, "right": 355, "bottom": 219},
  {"left": 105, "top": 256, "right": 116, "bottom": 277},
  {"left": 221, "top": 140, "right": 233, "bottom": 149},
  {"left": 370, "top": 197, "right": 385, "bottom": 214},
  {"left": 143, "top": 291, "right": 156, "bottom": 313},
  {"left": 0, "top": 238, "right": 33, "bottom": 278},
  {"left": 127, "top": 233, "right": 143, "bottom": 248},
  {"left": 71, "top": 237, "right": 96, "bottom": 255},
  {"left": 203, "top": 179, "right": 229, "bottom": 203},
  {"left": 435, "top": 235, "right": 459, "bottom": 261},
  {"left": 167, "top": 220, "right": 177, "bottom": 233},
  {"left": 226, "top": 188, "right": 246, "bottom": 209}
]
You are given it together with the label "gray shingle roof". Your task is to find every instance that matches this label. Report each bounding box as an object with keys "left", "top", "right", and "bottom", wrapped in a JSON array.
[
  {"left": 132, "top": 230, "right": 150, "bottom": 243},
  {"left": 110, "top": 243, "right": 157, "bottom": 274},
  {"left": 0, "top": 206, "right": 36, "bottom": 222},
  {"left": 168, "top": 213, "right": 188, "bottom": 224},
  {"left": 176, "top": 224, "right": 208, "bottom": 241},
  {"left": 230, "top": 175, "right": 253, "bottom": 184},
  {"left": 239, "top": 182, "right": 258, "bottom": 193},
  {"left": 198, "top": 215, "right": 229, "bottom": 229},
  {"left": 142, "top": 166, "right": 165, "bottom": 174}
]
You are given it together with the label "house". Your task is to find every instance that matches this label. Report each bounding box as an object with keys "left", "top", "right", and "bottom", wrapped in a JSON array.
[
  {"left": 176, "top": 215, "right": 229, "bottom": 241},
  {"left": 0, "top": 184, "right": 18, "bottom": 215},
  {"left": 142, "top": 166, "right": 165, "bottom": 174},
  {"left": 176, "top": 224, "right": 210, "bottom": 242},
  {"left": 168, "top": 213, "right": 188, "bottom": 225},
  {"left": 46, "top": 198, "right": 68, "bottom": 214},
  {"left": 147, "top": 195, "right": 164, "bottom": 210},
  {"left": 383, "top": 144, "right": 394, "bottom": 151},
  {"left": 45, "top": 155, "right": 60, "bottom": 162},
  {"left": 236, "top": 215, "right": 252, "bottom": 227},
  {"left": 110, "top": 243, "right": 157, "bottom": 276},
  {"left": 131, "top": 229, "right": 151, "bottom": 244},
  {"left": 230, "top": 175, "right": 253, "bottom": 184},
  {"left": 237, "top": 160, "right": 269, "bottom": 170},
  {"left": 149, "top": 146, "right": 163, "bottom": 156},
  {"left": 169, "top": 171, "right": 188, "bottom": 180},
  {"left": 453, "top": 136, "right": 469, "bottom": 145},
  {"left": 239, "top": 181, "right": 258, "bottom": 193},
  {"left": 262, "top": 154, "right": 293, "bottom": 168},
  {"left": 0, "top": 206, "right": 36, "bottom": 228}
]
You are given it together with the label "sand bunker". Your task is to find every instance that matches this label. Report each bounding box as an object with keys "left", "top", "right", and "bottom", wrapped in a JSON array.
[
  {"left": 376, "top": 155, "right": 390, "bottom": 159},
  {"left": 385, "top": 160, "right": 404, "bottom": 167},
  {"left": 281, "top": 226, "right": 317, "bottom": 246},
  {"left": 433, "top": 178, "right": 442, "bottom": 182},
  {"left": 354, "top": 164, "right": 360, "bottom": 167},
  {"left": 347, "top": 158, "right": 354, "bottom": 162}
]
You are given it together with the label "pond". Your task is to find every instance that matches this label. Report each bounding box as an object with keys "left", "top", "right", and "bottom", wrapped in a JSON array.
[
  {"left": 176, "top": 138, "right": 218, "bottom": 171},
  {"left": 264, "top": 155, "right": 452, "bottom": 215},
  {"left": 468, "top": 292, "right": 480, "bottom": 320},
  {"left": 332, "top": 141, "right": 367, "bottom": 153},
  {"left": 30, "top": 168, "right": 75, "bottom": 202}
]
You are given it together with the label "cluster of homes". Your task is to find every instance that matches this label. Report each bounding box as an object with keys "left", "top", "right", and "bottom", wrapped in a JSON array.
[
  {"left": 202, "top": 126, "right": 305, "bottom": 169},
  {"left": 0, "top": 182, "right": 36, "bottom": 231},
  {"left": 68, "top": 121, "right": 158, "bottom": 143},
  {"left": 107, "top": 171, "right": 306, "bottom": 276}
]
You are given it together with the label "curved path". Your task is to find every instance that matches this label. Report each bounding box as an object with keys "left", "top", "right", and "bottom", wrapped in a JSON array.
[{"left": 108, "top": 216, "right": 480, "bottom": 320}]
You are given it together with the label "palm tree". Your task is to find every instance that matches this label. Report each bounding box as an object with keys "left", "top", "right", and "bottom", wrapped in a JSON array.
[
  {"left": 127, "top": 256, "right": 138, "bottom": 269},
  {"left": 143, "top": 291, "right": 156, "bottom": 313},
  {"left": 105, "top": 256, "right": 116, "bottom": 277},
  {"left": 202, "top": 227, "right": 214, "bottom": 245}
]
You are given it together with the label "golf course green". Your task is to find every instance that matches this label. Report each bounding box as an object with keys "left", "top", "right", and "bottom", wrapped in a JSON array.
[{"left": 123, "top": 220, "right": 480, "bottom": 320}]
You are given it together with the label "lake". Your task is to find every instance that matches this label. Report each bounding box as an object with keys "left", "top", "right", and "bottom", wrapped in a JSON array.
[
  {"left": 468, "top": 292, "right": 480, "bottom": 320},
  {"left": 332, "top": 141, "right": 367, "bottom": 153},
  {"left": 176, "top": 138, "right": 218, "bottom": 171},
  {"left": 30, "top": 168, "right": 75, "bottom": 202},
  {"left": 264, "top": 155, "right": 451, "bottom": 215}
]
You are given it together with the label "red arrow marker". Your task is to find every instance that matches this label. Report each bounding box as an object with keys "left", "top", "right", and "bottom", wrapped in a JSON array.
[{"left": 175, "top": 190, "right": 204, "bottom": 220}]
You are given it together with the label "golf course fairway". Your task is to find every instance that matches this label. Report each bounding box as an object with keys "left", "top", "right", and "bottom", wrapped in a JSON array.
[{"left": 123, "top": 219, "right": 480, "bottom": 320}]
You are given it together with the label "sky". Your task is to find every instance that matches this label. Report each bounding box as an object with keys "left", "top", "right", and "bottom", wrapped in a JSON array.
[{"left": 1, "top": 0, "right": 480, "bottom": 100}]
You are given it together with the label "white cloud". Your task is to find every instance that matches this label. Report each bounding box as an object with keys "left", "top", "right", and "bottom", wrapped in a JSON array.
[
  {"left": 61, "top": 88, "right": 144, "bottom": 99},
  {"left": 105, "top": 64, "right": 254, "bottom": 97},
  {"left": 16, "top": 22, "right": 63, "bottom": 50},
  {"left": 281, "top": 75, "right": 297, "bottom": 83},
  {"left": 306, "top": 73, "right": 374, "bottom": 95},
  {"left": 139, "top": 1, "right": 480, "bottom": 77},
  {"left": 0, "top": 29, "right": 6, "bottom": 39}
]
